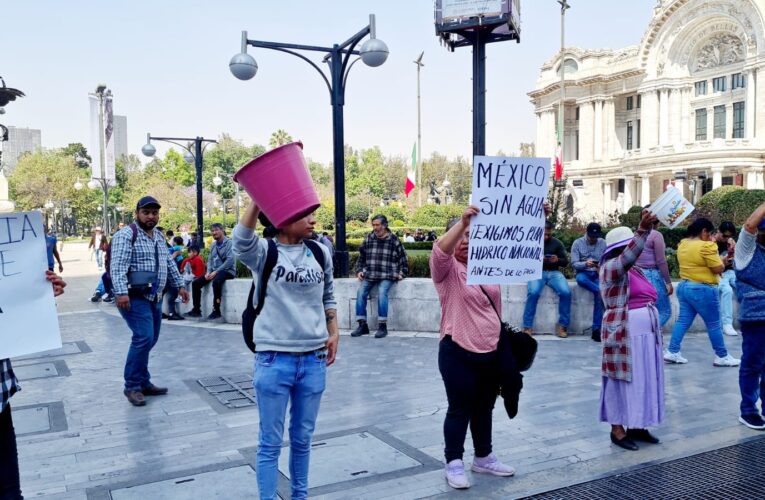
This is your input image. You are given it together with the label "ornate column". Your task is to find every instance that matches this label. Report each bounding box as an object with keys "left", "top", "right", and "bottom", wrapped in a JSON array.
[
  {"left": 747, "top": 167, "right": 765, "bottom": 189},
  {"left": 640, "top": 90, "right": 659, "bottom": 149},
  {"left": 726, "top": 104, "right": 734, "bottom": 140},
  {"left": 674, "top": 178, "right": 685, "bottom": 197},
  {"left": 668, "top": 89, "right": 681, "bottom": 145},
  {"left": 623, "top": 176, "right": 634, "bottom": 211},
  {"left": 594, "top": 99, "right": 603, "bottom": 161},
  {"left": 605, "top": 98, "right": 618, "bottom": 159},
  {"left": 746, "top": 68, "right": 756, "bottom": 138},
  {"left": 579, "top": 100, "right": 595, "bottom": 163},
  {"left": 707, "top": 106, "right": 715, "bottom": 140},
  {"left": 602, "top": 180, "right": 613, "bottom": 218},
  {"left": 659, "top": 89, "right": 670, "bottom": 145},
  {"left": 712, "top": 166, "right": 724, "bottom": 189},
  {"left": 640, "top": 173, "right": 651, "bottom": 206},
  {"left": 680, "top": 87, "right": 692, "bottom": 143}
]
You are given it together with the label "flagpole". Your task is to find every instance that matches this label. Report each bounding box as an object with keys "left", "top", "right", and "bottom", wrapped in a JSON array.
[
  {"left": 557, "top": 1, "right": 570, "bottom": 182},
  {"left": 415, "top": 52, "right": 424, "bottom": 207}
]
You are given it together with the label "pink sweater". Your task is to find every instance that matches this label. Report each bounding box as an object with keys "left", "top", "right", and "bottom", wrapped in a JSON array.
[{"left": 430, "top": 243, "right": 501, "bottom": 353}]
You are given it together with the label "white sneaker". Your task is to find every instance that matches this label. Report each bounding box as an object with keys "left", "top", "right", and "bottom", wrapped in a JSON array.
[
  {"left": 723, "top": 325, "right": 739, "bottom": 336},
  {"left": 663, "top": 350, "right": 688, "bottom": 364},
  {"left": 445, "top": 459, "right": 470, "bottom": 489},
  {"left": 472, "top": 453, "right": 516, "bottom": 477},
  {"left": 714, "top": 354, "right": 741, "bottom": 367}
]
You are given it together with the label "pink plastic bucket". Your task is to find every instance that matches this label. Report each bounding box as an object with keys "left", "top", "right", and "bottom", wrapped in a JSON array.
[{"left": 234, "top": 141, "right": 320, "bottom": 228}]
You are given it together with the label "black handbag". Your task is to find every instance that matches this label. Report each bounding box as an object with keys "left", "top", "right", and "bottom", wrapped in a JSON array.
[{"left": 479, "top": 287, "right": 538, "bottom": 372}]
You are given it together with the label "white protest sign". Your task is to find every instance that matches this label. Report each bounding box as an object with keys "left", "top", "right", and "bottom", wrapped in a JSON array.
[
  {"left": 0, "top": 211, "right": 62, "bottom": 359},
  {"left": 467, "top": 156, "right": 551, "bottom": 285},
  {"left": 651, "top": 186, "right": 694, "bottom": 229}
]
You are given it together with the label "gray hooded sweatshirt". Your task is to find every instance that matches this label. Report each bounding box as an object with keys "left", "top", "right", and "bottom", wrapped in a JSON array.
[{"left": 233, "top": 224, "right": 336, "bottom": 353}]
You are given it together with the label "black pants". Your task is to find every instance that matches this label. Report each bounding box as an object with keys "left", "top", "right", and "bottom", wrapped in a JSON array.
[
  {"left": 0, "top": 403, "right": 22, "bottom": 500},
  {"left": 191, "top": 273, "right": 233, "bottom": 311},
  {"left": 438, "top": 335, "right": 499, "bottom": 463}
]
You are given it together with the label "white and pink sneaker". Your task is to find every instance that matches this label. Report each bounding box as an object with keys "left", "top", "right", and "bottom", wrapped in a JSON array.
[
  {"left": 445, "top": 459, "right": 470, "bottom": 489},
  {"left": 472, "top": 453, "right": 516, "bottom": 477}
]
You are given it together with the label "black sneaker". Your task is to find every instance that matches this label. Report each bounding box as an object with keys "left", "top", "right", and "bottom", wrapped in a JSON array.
[
  {"left": 591, "top": 328, "right": 601, "bottom": 343},
  {"left": 167, "top": 314, "right": 185, "bottom": 321},
  {"left": 103, "top": 294, "right": 115, "bottom": 303},
  {"left": 739, "top": 414, "right": 765, "bottom": 430},
  {"left": 208, "top": 310, "right": 222, "bottom": 320},
  {"left": 186, "top": 309, "right": 202, "bottom": 318},
  {"left": 161, "top": 313, "right": 169, "bottom": 319},
  {"left": 350, "top": 321, "right": 369, "bottom": 337},
  {"left": 375, "top": 323, "right": 388, "bottom": 339},
  {"left": 90, "top": 292, "right": 101, "bottom": 303}
]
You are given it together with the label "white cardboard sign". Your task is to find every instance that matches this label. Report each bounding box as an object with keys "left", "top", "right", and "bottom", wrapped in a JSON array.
[
  {"left": 467, "top": 156, "right": 551, "bottom": 285},
  {"left": 652, "top": 186, "right": 694, "bottom": 229},
  {"left": 0, "top": 211, "right": 62, "bottom": 359}
]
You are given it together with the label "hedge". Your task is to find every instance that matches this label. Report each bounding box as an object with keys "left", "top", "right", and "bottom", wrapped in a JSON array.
[{"left": 349, "top": 252, "right": 431, "bottom": 278}]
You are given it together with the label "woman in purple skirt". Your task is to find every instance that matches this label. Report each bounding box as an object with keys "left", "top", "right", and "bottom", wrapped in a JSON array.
[{"left": 599, "top": 210, "right": 665, "bottom": 451}]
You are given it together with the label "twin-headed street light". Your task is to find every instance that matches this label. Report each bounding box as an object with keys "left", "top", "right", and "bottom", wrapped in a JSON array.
[{"left": 228, "top": 14, "right": 388, "bottom": 277}]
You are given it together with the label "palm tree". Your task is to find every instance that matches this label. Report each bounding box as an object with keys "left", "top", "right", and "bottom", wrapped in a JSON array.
[{"left": 268, "top": 129, "right": 293, "bottom": 149}]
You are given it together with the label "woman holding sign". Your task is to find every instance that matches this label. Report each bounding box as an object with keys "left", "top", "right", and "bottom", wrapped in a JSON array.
[
  {"left": 430, "top": 205, "right": 517, "bottom": 490},
  {"left": 599, "top": 211, "right": 665, "bottom": 451}
]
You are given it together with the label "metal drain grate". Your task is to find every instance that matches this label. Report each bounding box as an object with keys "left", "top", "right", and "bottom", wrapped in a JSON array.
[
  {"left": 525, "top": 436, "right": 765, "bottom": 500},
  {"left": 197, "top": 374, "right": 257, "bottom": 409}
]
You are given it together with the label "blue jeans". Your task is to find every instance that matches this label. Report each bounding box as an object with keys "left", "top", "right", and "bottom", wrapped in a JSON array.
[
  {"left": 575, "top": 272, "right": 603, "bottom": 330},
  {"left": 119, "top": 297, "right": 163, "bottom": 391},
  {"left": 668, "top": 281, "right": 728, "bottom": 358},
  {"left": 719, "top": 270, "right": 737, "bottom": 327},
  {"left": 643, "top": 268, "right": 672, "bottom": 327},
  {"left": 523, "top": 271, "right": 571, "bottom": 328},
  {"left": 254, "top": 351, "right": 327, "bottom": 500},
  {"left": 739, "top": 321, "right": 765, "bottom": 416},
  {"left": 356, "top": 279, "right": 394, "bottom": 322},
  {"left": 95, "top": 248, "right": 103, "bottom": 269}
]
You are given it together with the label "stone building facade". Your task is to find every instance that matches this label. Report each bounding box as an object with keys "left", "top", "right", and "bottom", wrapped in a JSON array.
[{"left": 529, "top": 0, "right": 765, "bottom": 222}]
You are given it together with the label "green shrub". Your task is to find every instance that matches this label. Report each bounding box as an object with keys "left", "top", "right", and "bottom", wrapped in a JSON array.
[
  {"left": 390, "top": 219, "right": 405, "bottom": 227},
  {"left": 407, "top": 254, "right": 431, "bottom": 278},
  {"left": 372, "top": 205, "right": 407, "bottom": 224},
  {"left": 721, "top": 189, "right": 765, "bottom": 225},
  {"left": 696, "top": 186, "right": 745, "bottom": 223},
  {"left": 346, "top": 200, "right": 370, "bottom": 222},
  {"left": 618, "top": 205, "right": 644, "bottom": 228},
  {"left": 410, "top": 204, "right": 465, "bottom": 228},
  {"left": 315, "top": 204, "right": 335, "bottom": 230}
]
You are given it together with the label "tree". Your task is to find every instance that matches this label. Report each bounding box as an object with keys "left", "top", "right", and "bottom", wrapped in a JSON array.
[
  {"left": 203, "top": 134, "right": 265, "bottom": 199},
  {"left": 269, "top": 129, "right": 293, "bottom": 149},
  {"left": 308, "top": 159, "right": 331, "bottom": 186},
  {"left": 519, "top": 142, "right": 536, "bottom": 157},
  {"left": 60, "top": 143, "right": 91, "bottom": 169}
]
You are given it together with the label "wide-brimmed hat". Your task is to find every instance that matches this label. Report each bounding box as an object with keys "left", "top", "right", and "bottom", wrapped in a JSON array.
[{"left": 604, "top": 226, "right": 634, "bottom": 256}]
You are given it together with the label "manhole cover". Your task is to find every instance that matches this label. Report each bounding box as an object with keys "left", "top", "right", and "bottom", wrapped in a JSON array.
[
  {"left": 13, "top": 341, "right": 91, "bottom": 361},
  {"left": 13, "top": 402, "right": 67, "bottom": 436},
  {"left": 12, "top": 360, "right": 70, "bottom": 380},
  {"left": 525, "top": 436, "right": 765, "bottom": 499},
  {"left": 197, "top": 373, "right": 256, "bottom": 409},
  {"left": 278, "top": 430, "right": 423, "bottom": 489},
  {"left": 110, "top": 465, "right": 259, "bottom": 499}
]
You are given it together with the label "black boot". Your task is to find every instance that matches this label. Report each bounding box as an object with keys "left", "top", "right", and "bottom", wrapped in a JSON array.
[
  {"left": 351, "top": 320, "right": 369, "bottom": 337},
  {"left": 375, "top": 322, "right": 388, "bottom": 339},
  {"left": 591, "top": 328, "right": 601, "bottom": 343},
  {"left": 208, "top": 309, "right": 222, "bottom": 320}
]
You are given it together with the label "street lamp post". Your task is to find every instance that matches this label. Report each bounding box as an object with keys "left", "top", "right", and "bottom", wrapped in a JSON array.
[
  {"left": 213, "top": 169, "right": 241, "bottom": 224},
  {"left": 229, "top": 14, "right": 389, "bottom": 277},
  {"left": 142, "top": 134, "right": 217, "bottom": 248},
  {"left": 90, "top": 85, "right": 112, "bottom": 234}
]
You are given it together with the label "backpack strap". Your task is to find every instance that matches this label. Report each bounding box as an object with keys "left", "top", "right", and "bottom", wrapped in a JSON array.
[
  {"left": 303, "top": 239, "right": 327, "bottom": 272},
  {"left": 129, "top": 223, "right": 138, "bottom": 246},
  {"left": 254, "top": 239, "right": 279, "bottom": 316}
]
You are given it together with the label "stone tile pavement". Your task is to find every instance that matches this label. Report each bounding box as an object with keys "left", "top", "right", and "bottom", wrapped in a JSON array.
[{"left": 9, "top": 250, "right": 762, "bottom": 498}]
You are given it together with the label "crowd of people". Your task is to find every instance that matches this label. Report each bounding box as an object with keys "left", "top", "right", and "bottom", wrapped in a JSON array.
[{"left": 6, "top": 195, "right": 765, "bottom": 499}]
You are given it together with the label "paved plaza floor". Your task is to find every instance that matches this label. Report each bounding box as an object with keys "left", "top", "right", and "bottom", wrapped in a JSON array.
[{"left": 10, "top": 243, "right": 765, "bottom": 499}]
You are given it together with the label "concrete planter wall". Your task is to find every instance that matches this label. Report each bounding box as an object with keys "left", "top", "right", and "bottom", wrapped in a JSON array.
[{"left": 172, "top": 278, "right": 735, "bottom": 335}]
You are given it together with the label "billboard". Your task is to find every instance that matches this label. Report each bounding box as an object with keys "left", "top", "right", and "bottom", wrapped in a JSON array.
[{"left": 442, "top": 0, "right": 503, "bottom": 21}]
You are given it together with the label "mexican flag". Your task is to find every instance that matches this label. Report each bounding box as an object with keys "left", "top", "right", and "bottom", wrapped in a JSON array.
[
  {"left": 554, "top": 142, "right": 563, "bottom": 181},
  {"left": 405, "top": 142, "right": 417, "bottom": 197}
]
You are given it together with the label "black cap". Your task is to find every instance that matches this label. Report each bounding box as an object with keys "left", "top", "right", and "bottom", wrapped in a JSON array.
[
  {"left": 136, "top": 196, "right": 161, "bottom": 209},
  {"left": 586, "top": 223, "right": 603, "bottom": 239}
]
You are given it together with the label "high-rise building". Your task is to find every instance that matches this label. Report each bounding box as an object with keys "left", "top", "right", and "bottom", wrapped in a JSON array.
[
  {"left": 113, "top": 115, "right": 128, "bottom": 160},
  {"left": 1, "top": 126, "right": 42, "bottom": 173}
]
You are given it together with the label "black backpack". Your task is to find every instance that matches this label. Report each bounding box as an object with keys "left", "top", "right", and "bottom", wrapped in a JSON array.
[{"left": 242, "top": 238, "right": 326, "bottom": 353}]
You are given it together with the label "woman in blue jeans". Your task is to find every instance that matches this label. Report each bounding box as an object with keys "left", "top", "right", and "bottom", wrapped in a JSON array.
[
  {"left": 635, "top": 215, "right": 673, "bottom": 327},
  {"left": 234, "top": 203, "right": 339, "bottom": 500},
  {"left": 664, "top": 218, "right": 740, "bottom": 367}
]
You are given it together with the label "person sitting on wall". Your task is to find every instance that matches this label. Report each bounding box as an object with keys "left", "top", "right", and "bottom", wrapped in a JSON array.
[
  {"left": 571, "top": 223, "right": 607, "bottom": 342},
  {"left": 521, "top": 221, "right": 571, "bottom": 338},
  {"left": 187, "top": 223, "right": 235, "bottom": 320}
]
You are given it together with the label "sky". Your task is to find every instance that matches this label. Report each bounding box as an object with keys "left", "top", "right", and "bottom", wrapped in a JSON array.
[{"left": 0, "top": 1, "right": 655, "bottom": 165}]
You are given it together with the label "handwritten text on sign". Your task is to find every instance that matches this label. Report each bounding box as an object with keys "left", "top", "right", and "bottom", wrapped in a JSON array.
[
  {"left": 0, "top": 211, "right": 62, "bottom": 359},
  {"left": 467, "top": 156, "right": 551, "bottom": 285}
]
